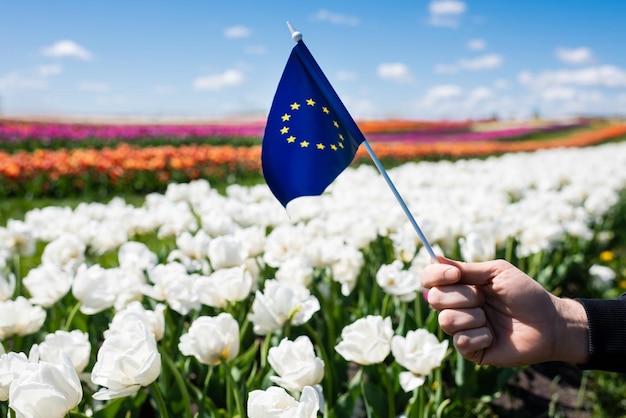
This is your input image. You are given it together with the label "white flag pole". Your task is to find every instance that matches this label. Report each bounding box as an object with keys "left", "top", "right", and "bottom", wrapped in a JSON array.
[{"left": 286, "top": 22, "right": 439, "bottom": 263}]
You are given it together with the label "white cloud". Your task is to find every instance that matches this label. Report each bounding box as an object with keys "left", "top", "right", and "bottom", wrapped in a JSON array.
[
  {"left": 519, "top": 65, "right": 626, "bottom": 88},
  {"left": 38, "top": 64, "right": 62, "bottom": 76},
  {"left": 428, "top": 0, "right": 466, "bottom": 27},
  {"left": 41, "top": 40, "right": 93, "bottom": 60},
  {"left": 0, "top": 72, "right": 46, "bottom": 91},
  {"left": 336, "top": 70, "right": 358, "bottom": 81},
  {"left": 468, "top": 38, "right": 486, "bottom": 51},
  {"left": 377, "top": 62, "right": 413, "bottom": 83},
  {"left": 541, "top": 86, "right": 577, "bottom": 101},
  {"left": 459, "top": 54, "right": 502, "bottom": 70},
  {"left": 556, "top": 47, "right": 594, "bottom": 65},
  {"left": 77, "top": 81, "right": 110, "bottom": 92},
  {"left": 193, "top": 69, "right": 245, "bottom": 91},
  {"left": 223, "top": 25, "right": 251, "bottom": 39},
  {"left": 467, "top": 87, "right": 492, "bottom": 104},
  {"left": 423, "top": 84, "right": 463, "bottom": 105},
  {"left": 494, "top": 78, "right": 510, "bottom": 89},
  {"left": 313, "top": 9, "right": 359, "bottom": 26}
]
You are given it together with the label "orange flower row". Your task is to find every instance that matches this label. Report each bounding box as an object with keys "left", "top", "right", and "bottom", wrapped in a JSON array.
[{"left": 0, "top": 123, "right": 623, "bottom": 197}]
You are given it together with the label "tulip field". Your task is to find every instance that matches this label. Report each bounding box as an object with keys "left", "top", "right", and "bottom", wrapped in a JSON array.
[{"left": 1, "top": 117, "right": 626, "bottom": 417}]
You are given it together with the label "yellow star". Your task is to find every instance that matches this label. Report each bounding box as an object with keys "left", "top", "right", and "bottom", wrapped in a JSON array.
[
  {"left": 281, "top": 113, "right": 291, "bottom": 122},
  {"left": 338, "top": 134, "right": 344, "bottom": 141},
  {"left": 338, "top": 142, "right": 344, "bottom": 149},
  {"left": 286, "top": 135, "right": 296, "bottom": 143},
  {"left": 300, "top": 140, "right": 309, "bottom": 148},
  {"left": 316, "top": 143, "right": 325, "bottom": 150},
  {"left": 333, "top": 121, "right": 339, "bottom": 128},
  {"left": 290, "top": 102, "right": 301, "bottom": 110},
  {"left": 322, "top": 106, "right": 330, "bottom": 114},
  {"left": 330, "top": 144, "right": 338, "bottom": 151},
  {"left": 306, "top": 98, "right": 315, "bottom": 106},
  {"left": 280, "top": 126, "right": 289, "bottom": 134}
]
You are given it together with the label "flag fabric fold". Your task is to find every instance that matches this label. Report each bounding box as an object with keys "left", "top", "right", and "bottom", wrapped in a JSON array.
[{"left": 261, "top": 40, "right": 366, "bottom": 207}]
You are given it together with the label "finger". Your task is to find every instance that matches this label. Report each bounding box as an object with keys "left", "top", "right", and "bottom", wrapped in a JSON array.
[
  {"left": 452, "top": 327, "right": 493, "bottom": 362},
  {"left": 454, "top": 259, "right": 518, "bottom": 286},
  {"left": 427, "top": 284, "right": 484, "bottom": 310},
  {"left": 438, "top": 307, "right": 486, "bottom": 335},
  {"left": 421, "top": 260, "right": 461, "bottom": 288}
]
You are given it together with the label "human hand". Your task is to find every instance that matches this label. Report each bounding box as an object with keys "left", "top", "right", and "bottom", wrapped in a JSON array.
[{"left": 421, "top": 258, "right": 588, "bottom": 367}]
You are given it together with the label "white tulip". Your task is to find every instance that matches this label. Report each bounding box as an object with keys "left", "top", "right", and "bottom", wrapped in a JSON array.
[
  {"left": 335, "top": 316, "right": 393, "bottom": 365},
  {"left": 41, "top": 233, "right": 86, "bottom": 273},
  {"left": 0, "top": 352, "right": 36, "bottom": 401},
  {"left": 0, "top": 271, "right": 15, "bottom": 301},
  {"left": 247, "top": 385, "right": 320, "bottom": 418},
  {"left": 9, "top": 352, "right": 82, "bottom": 418},
  {"left": 118, "top": 241, "right": 158, "bottom": 274},
  {"left": 248, "top": 279, "right": 320, "bottom": 335},
  {"left": 108, "top": 301, "right": 166, "bottom": 341},
  {"left": 459, "top": 228, "right": 497, "bottom": 262},
  {"left": 268, "top": 336, "right": 324, "bottom": 392},
  {"left": 0, "top": 297, "right": 46, "bottom": 339},
  {"left": 391, "top": 329, "right": 449, "bottom": 392},
  {"left": 5, "top": 219, "right": 36, "bottom": 256},
  {"left": 91, "top": 320, "right": 161, "bottom": 400},
  {"left": 208, "top": 235, "right": 246, "bottom": 270},
  {"left": 195, "top": 265, "right": 253, "bottom": 308},
  {"left": 167, "top": 230, "right": 211, "bottom": 273},
  {"left": 275, "top": 255, "right": 314, "bottom": 287},
  {"left": 376, "top": 260, "right": 422, "bottom": 302},
  {"left": 39, "top": 330, "right": 91, "bottom": 373},
  {"left": 178, "top": 313, "right": 240, "bottom": 365},
  {"left": 72, "top": 264, "right": 143, "bottom": 314},
  {"left": 330, "top": 243, "right": 364, "bottom": 296},
  {"left": 589, "top": 264, "right": 616, "bottom": 286},
  {"left": 143, "top": 262, "right": 200, "bottom": 315},
  {"left": 23, "top": 263, "right": 73, "bottom": 307}
]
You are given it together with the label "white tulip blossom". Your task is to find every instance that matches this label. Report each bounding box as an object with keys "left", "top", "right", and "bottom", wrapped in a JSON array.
[
  {"left": 118, "top": 241, "right": 159, "bottom": 274},
  {"left": 0, "top": 271, "right": 15, "bottom": 301},
  {"left": 4, "top": 219, "right": 36, "bottom": 256},
  {"left": 91, "top": 320, "right": 161, "bottom": 400},
  {"left": 329, "top": 243, "right": 364, "bottom": 296},
  {"left": 376, "top": 260, "right": 422, "bottom": 302},
  {"left": 248, "top": 279, "right": 320, "bottom": 335},
  {"left": 195, "top": 265, "right": 253, "bottom": 308},
  {"left": 107, "top": 301, "right": 166, "bottom": 341},
  {"left": 247, "top": 385, "right": 320, "bottom": 418},
  {"left": 22, "top": 263, "right": 73, "bottom": 307},
  {"left": 268, "top": 336, "right": 324, "bottom": 392},
  {"left": 9, "top": 352, "right": 83, "bottom": 418},
  {"left": 0, "top": 352, "right": 36, "bottom": 401},
  {"left": 72, "top": 264, "right": 144, "bottom": 314},
  {"left": 38, "top": 330, "right": 91, "bottom": 373},
  {"left": 589, "top": 264, "right": 616, "bottom": 286},
  {"left": 178, "top": 313, "right": 240, "bottom": 366},
  {"left": 335, "top": 316, "right": 394, "bottom": 365},
  {"left": 41, "top": 233, "right": 86, "bottom": 273},
  {"left": 263, "top": 224, "right": 308, "bottom": 268},
  {"left": 459, "top": 228, "right": 496, "bottom": 262},
  {"left": 143, "top": 262, "right": 200, "bottom": 315},
  {"left": 0, "top": 297, "right": 46, "bottom": 339},
  {"left": 391, "top": 329, "right": 449, "bottom": 392},
  {"left": 207, "top": 234, "right": 247, "bottom": 270},
  {"left": 167, "top": 230, "right": 211, "bottom": 274},
  {"left": 275, "top": 255, "right": 314, "bottom": 287}
]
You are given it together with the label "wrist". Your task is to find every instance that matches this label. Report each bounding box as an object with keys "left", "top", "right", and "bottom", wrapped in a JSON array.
[{"left": 552, "top": 297, "right": 589, "bottom": 364}]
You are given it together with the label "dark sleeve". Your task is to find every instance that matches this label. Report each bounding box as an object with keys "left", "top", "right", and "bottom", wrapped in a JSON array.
[{"left": 576, "top": 294, "right": 626, "bottom": 372}]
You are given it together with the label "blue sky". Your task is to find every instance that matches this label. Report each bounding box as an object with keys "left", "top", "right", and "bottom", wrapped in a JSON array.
[{"left": 1, "top": 0, "right": 626, "bottom": 121}]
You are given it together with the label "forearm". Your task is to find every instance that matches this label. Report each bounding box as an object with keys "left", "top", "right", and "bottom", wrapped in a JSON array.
[
  {"left": 552, "top": 297, "right": 589, "bottom": 365},
  {"left": 576, "top": 294, "right": 626, "bottom": 372}
]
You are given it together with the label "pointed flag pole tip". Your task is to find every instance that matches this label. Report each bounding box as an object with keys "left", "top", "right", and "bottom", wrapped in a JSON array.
[{"left": 286, "top": 21, "right": 302, "bottom": 42}]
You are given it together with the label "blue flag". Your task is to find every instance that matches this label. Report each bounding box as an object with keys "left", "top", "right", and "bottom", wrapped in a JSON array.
[{"left": 262, "top": 40, "right": 366, "bottom": 207}]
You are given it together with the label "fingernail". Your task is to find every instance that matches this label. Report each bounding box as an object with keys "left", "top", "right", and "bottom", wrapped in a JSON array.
[{"left": 443, "top": 268, "right": 458, "bottom": 281}]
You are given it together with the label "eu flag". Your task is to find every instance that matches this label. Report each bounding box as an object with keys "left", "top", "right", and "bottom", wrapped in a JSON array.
[{"left": 262, "top": 40, "right": 366, "bottom": 207}]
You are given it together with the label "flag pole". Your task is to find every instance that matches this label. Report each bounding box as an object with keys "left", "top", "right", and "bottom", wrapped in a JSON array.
[{"left": 286, "top": 22, "right": 439, "bottom": 263}]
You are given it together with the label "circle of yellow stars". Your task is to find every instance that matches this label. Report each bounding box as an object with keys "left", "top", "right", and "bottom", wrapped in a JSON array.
[{"left": 277, "top": 98, "right": 346, "bottom": 152}]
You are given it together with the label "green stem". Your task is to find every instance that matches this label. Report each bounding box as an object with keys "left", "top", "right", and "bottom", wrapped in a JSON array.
[
  {"left": 62, "top": 301, "right": 82, "bottom": 331},
  {"left": 304, "top": 323, "right": 334, "bottom": 403},
  {"left": 414, "top": 295, "right": 424, "bottom": 328},
  {"left": 149, "top": 381, "right": 170, "bottom": 418},
  {"left": 159, "top": 346, "right": 193, "bottom": 418},
  {"left": 223, "top": 362, "right": 245, "bottom": 418},
  {"left": 378, "top": 362, "right": 395, "bottom": 418}
]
